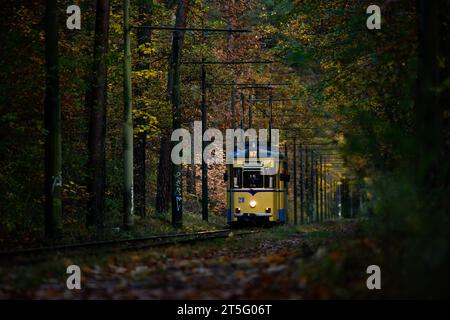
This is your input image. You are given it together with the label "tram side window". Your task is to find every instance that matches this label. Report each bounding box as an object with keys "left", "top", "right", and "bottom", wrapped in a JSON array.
[
  {"left": 264, "top": 175, "right": 276, "bottom": 188},
  {"left": 232, "top": 168, "right": 242, "bottom": 188},
  {"left": 243, "top": 170, "right": 264, "bottom": 188}
]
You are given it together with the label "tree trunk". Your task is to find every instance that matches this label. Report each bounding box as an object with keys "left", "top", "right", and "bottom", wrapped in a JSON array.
[
  {"left": 123, "top": 0, "right": 133, "bottom": 228},
  {"left": 44, "top": 0, "right": 62, "bottom": 238},
  {"left": 304, "top": 147, "right": 309, "bottom": 223},
  {"left": 299, "top": 145, "right": 304, "bottom": 225},
  {"left": 341, "top": 179, "right": 351, "bottom": 218},
  {"left": 169, "top": 0, "right": 190, "bottom": 227},
  {"left": 319, "top": 156, "right": 324, "bottom": 222},
  {"left": 293, "top": 138, "right": 298, "bottom": 225},
  {"left": 156, "top": 130, "right": 172, "bottom": 214},
  {"left": 133, "top": 0, "right": 153, "bottom": 217},
  {"left": 187, "top": 122, "right": 195, "bottom": 193},
  {"left": 201, "top": 62, "right": 208, "bottom": 221},
  {"left": 87, "top": 0, "right": 110, "bottom": 230},
  {"left": 310, "top": 153, "right": 315, "bottom": 223},
  {"left": 156, "top": 0, "right": 190, "bottom": 221}
]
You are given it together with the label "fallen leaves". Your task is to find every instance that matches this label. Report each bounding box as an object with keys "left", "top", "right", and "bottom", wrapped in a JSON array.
[{"left": 1, "top": 220, "right": 374, "bottom": 299}]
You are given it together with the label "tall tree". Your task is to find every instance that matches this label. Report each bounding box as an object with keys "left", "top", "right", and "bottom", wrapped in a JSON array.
[
  {"left": 123, "top": 0, "right": 133, "bottom": 228},
  {"left": 169, "top": 0, "right": 190, "bottom": 227},
  {"left": 87, "top": 0, "right": 110, "bottom": 230},
  {"left": 156, "top": 0, "right": 190, "bottom": 223},
  {"left": 44, "top": 0, "right": 62, "bottom": 238},
  {"left": 292, "top": 137, "right": 297, "bottom": 225},
  {"left": 154, "top": 1, "right": 181, "bottom": 216},
  {"left": 133, "top": 0, "right": 154, "bottom": 217}
]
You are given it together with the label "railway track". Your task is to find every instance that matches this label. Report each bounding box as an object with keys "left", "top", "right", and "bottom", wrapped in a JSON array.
[{"left": 0, "top": 229, "right": 259, "bottom": 263}]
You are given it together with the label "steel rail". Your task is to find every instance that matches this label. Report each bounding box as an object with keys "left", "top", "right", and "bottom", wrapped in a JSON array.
[{"left": 0, "top": 229, "right": 258, "bottom": 260}]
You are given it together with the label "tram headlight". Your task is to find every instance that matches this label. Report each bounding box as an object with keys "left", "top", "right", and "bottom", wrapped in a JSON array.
[
  {"left": 249, "top": 200, "right": 257, "bottom": 208},
  {"left": 235, "top": 207, "right": 241, "bottom": 213}
]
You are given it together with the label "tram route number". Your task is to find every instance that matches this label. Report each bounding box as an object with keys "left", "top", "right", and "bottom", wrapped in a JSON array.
[{"left": 177, "top": 304, "right": 272, "bottom": 318}]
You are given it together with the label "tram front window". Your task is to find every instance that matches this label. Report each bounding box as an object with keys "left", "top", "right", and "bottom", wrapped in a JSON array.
[
  {"left": 264, "top": 175, "right": 276, "bottom": 188},
  {"left": 243, "top": 170, "right": 263, "bottom": 188},
  {"left": 232, "top": 168, "right": 242, "bottom": 188}
]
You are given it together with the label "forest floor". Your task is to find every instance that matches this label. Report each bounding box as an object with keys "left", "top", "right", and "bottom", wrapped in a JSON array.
[{"left": 0, "top": 219, "right": 385, "bottom": 299}]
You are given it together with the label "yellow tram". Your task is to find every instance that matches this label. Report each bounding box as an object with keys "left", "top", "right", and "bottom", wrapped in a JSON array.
[{"left": 225, "top": 147, "right": 290, "bottom": 226}]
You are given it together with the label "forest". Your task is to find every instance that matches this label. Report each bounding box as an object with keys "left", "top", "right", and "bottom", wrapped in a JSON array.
[{"left": 0, "top": 0, "right": 449, "bottom": 299}]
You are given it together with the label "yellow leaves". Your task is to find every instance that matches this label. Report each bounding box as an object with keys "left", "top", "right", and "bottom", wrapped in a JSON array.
[
  {"left": 261, "top": 25, "right": 277, "bottom": 34},
  {"left": 64, "top": 180, "right": 86, "bottom": 197},
  {"left": 137, "top": 43, "right": 156, "bottom": 55},
  {"left": 132, "top": 110, "right": 159, "bottom": 137},
  {"left": 110, "top": 12, "right": 124, "bottom": 35},
  {"left": 320, "top": 60, "right": 339, "bottom": 72},
  {"left": 141, "top": 46, "right": 155, "bottom": 55},
  {"left": 133, "top": 69, "right": 158, "bottom": 80},
  {"left": 111, "top": 20, "right": 123, "bottom": 35}
]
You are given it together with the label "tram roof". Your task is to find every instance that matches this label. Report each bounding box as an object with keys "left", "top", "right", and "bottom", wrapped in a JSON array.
[{"left": 232, "top": 147, "right": 286, "bottom": 160}]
